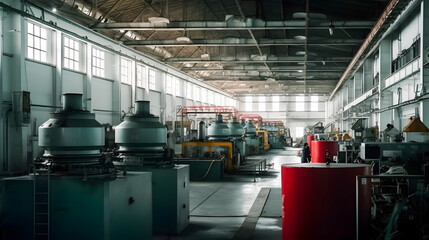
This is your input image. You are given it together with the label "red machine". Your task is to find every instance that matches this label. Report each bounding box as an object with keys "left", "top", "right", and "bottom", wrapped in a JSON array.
[
  {"left": 281, "top": 163, "right": 371, "bottom": 240},
  {"left": 310, "top": 141, "right": 338, "bottom": 163}
]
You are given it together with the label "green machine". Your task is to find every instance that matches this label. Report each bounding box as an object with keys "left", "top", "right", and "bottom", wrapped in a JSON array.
[
  {"left": 0, "top": 93, "right": 152, "bottom": 240},
  {"left": 244, "top": 120, "right": 260, "bottom": 155},
  {"left": 114, "top": 100, "right": 190, "bottom": 235}
]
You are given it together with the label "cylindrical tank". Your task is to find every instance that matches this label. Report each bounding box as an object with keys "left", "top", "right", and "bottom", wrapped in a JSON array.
[
  {"left": 115, "top": 100, "right": 167, "bottom": 153},
  {"left": 207, "top": 114, "right": 229, "bottom": 141},
  {"left": 310, "top": 140, "right": 338, "bottom": 163},
  {"left": 228, "top": 117, "right": 243, "bottom": 139},
  {"left": 240, "top": 119, "right": 246, "bottom": 127},
  {"left": 281, "top": 163, "right": 371, "bottom": 240},
  {"left": 39, "top": 93, "right": 104, "bottom": 156},
  {"left": 244, "top": 120, "right": 257, "bottom": 135},
  {"left": 198, "top": 121, "right": 206, "bottom": 141},
  {"left": 306, "top": 134, "right": 314, "bottom": 146}
]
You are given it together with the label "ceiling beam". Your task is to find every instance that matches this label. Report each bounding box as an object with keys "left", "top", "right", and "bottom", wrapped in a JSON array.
[
  {"left": 91, "top": 19, "right": 376, "bottom": 31},
  {"left": 197, "top": 71, "right": 342, "bottom": 78},
  {"left": 123, "top": 38, "right": 362, "bottom": 47},
  {"left": 164, "top": 56, "right": 352, "bottom": 63},
  {"left": 182, "top": 66, "right": 345, "bottom": 72},
  {"left": 203, "top": 76, "right": 339, "bottom": 81}
]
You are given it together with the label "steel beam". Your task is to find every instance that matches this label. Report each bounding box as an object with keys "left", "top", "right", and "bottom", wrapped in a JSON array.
[
  {"left": 181, "top": 66, "right": 346, "bottom": 72},
  {"left": 91, "top": 19, "right": 376, "bottom": 31},
  {"left": 164, "top": 56, "right": 352, "bottom": 63},
  {"left": 123, "top": 38, "right": 362, "bottom": 47}
]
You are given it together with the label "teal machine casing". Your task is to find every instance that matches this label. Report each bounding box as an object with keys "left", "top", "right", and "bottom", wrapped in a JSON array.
[
  {"left": 0, "top": 172, "right": 152, "bottom": 240},
  {"left": 122, "top": 165, "right": 189, "bottom": 234},
  {"left": 114, "top": 100, "right": 190, "bottom": 235},
  {"left": 0, "top": 94, "right": 153, "bottom": 240}
]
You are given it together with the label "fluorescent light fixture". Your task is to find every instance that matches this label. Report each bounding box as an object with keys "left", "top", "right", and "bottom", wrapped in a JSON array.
[
  {"left": 148, "top": 17, "right": 170, "bottom": 24},
  {"left": 176, "top": 36, "right": 191, "bottom": 42}
]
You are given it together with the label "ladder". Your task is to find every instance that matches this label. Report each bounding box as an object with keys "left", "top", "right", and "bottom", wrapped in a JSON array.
[{"left": 33, "top": 164, "right": 51, "bottom": 240}]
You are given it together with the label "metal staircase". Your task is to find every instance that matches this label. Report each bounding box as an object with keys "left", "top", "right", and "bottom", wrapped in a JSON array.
[{"left": 33, "top": 164, "right": 51, "bottom": 240}]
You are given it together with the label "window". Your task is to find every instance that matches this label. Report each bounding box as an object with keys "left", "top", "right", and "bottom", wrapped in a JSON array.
[
  {"left": 166, "top": 74, "right": 173, "bottom": 94},
  {"left": 92, "top": 47, "right": 104, "bottom": 78},
  {"left": 296, "top": 96, "right": 305, "bottom": 111},
  {"left": 63, "top": 36, "right": 81, "bottom": 71},
  {"left": 311, "top": 96, "right": 319, "bottom": 111},
  {"left": 208, "top": 91, "right": 214, "bottom": 105},
  {"left": 136, "top": 64, "right": 146, "bottom": 88},
  {"left": 245, "top": 96, "right": 253, "bottom": 111},
  {"left": 27, "top": 22, "right": 48, "bottom": 62},
  {"left": 148, "top": 69, "right": 156, "bottom": 90},
  {"left": 220, "top": 95, "right": 226, "bottom": 106},
  {"left": 194, "top": 86, "right": 200, "bottom": 101},
  {"left": 295, "top": 127, "right": 304, "bottom": 138},
  {"left": 215, "top": 93, "right": 220, "bottom": 106},
  {"left": 121, "top": 58, "right": 132, "bottom": 84},
  {"left": 272, "top": 96, "right": 280, "bottom": 111},
  {"left": 186, "top": 82, "right": 193, "bottom": 99},
  {"left": 175, "top": 78, "right": 182, "bottom": 96},
  {"left": 259, "top": 96, "right": 266, "bottom": 111},
  {"left": 201, "top": 88, "right": 207, "bottom": 103}
]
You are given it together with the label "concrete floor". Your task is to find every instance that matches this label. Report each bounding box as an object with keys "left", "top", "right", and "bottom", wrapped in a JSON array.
[{"left": 155, "top": 148, "right": 301, "bottom": 240}]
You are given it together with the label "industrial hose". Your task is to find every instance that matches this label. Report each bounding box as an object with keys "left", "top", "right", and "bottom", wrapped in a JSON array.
[{"left": 191, "top": 159, "right": 217, "bottom": 181}]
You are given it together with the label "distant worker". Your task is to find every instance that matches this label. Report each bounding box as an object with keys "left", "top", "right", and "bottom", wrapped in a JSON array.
[
  {"left": 384, "top": 124, "right": 400, "bottom": 142},
  {"left": 301, "top": 143, "right": 311, "bottom": 163}
]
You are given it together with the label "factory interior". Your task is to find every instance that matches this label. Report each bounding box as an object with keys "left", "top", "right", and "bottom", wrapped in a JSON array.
[{"left": 0, "top": 0, "right": 429, "bottom": 239}]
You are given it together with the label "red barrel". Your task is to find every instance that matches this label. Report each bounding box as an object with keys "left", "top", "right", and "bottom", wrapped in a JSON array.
[
  {"left": 311, "top": 140, "right": 338, "bottom": 163},
  {"left": 281, "top": 163, "right": 371, "bottom": 240},
  {"left": 306, "top": 134, "right": 314, "bottom": 147}
]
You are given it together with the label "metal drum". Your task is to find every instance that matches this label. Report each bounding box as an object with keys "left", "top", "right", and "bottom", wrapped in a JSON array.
[
  {"left": 310, "top": 140, "right": 338, "bottom": 163},
  {"left": 207, "top": 114, "right": 229, "bottom": 141},
  {"left": 281, "top": 163, "right": 371, "bottom": 240},
  {"left": 39, "top": 93, "right": 104, "bottom": 157},
  {"left": 115, "top": 100, "right": 167, "bottom": 153},
  {"left": 306, "top": 134, "right": 314, "bottom": 146}
]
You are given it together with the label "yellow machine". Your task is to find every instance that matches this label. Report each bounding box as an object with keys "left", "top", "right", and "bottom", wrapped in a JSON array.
[
  {"left": 181, "top": 141, "right": 234, "bottom": 172},
  {"left": 256, "top": 130, "right": 270, "bottom": 150}
]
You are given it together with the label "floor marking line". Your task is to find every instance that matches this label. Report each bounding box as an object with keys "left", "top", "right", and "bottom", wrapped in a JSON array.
[{"left": 233, "top": 187, "right": 271, "bottom": 240}]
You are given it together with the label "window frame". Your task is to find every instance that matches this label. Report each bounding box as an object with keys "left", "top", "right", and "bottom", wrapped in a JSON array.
[
  {"left": 148, "top": 68, "right": 156, "bottom": 90},
  {"left": 310, "top": 96, "right": 319, "bottom": 112},
  {"left": 92, "top": 47, "right": 105, "bottom": 78},
  {"left": 120, "top": 57, "right": 133, "bottom": 85},
  {"left": 27, "top": 21, "right": 49, "bottom": 63},
  {"left": 296, "top": 96, "right": 305, "bottom": 111},
  {"left": 136, "top": 64, "right": 146, "bottom": 89}
]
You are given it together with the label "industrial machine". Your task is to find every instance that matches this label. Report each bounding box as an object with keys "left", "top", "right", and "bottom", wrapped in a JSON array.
[
  {"left": 180, "top": 114, "right": 247, "bottom": 179},
  {"left": 228, "top": 117, "right": 246, "bottom": 160},
  {"left": 114, "top": 100, "right": 189, "bottom": 235},
  {"left": 0, "top": 93, "right": 152, "bottom": 240},
  {"left": 356, "top": 143, "right": 428, "bottom": 239},
  {"left": 243, "top": 120, "right": 260, "bottom": 155},
  {"left": 256, "top": 129, "right": 270, "bottom": 151},
  {"left": 256, "top": 123, "right": 270, "bottom": 151},
  {"left": 265, "top": 121, "right": 286, "bottom": 149}
]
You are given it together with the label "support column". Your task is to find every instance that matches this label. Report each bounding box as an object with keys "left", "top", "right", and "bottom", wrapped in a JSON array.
[
  {"left": 363, "top": 59, "right": 374, "bottom": 92},
  {"left": 112, "top": 54, "right": 121, "bottom": 124},
  {"left": 354, "top": 70, "right": 363, "bottom": 99},
  {"left": 420, "top": 0, "right": 429, "bottom": 95}
]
